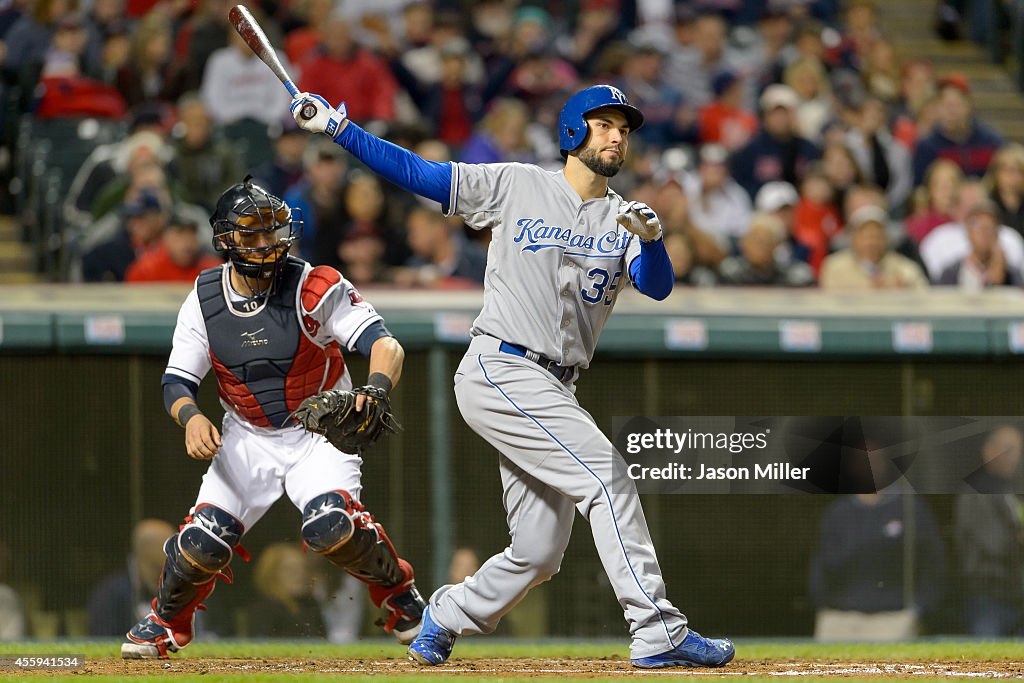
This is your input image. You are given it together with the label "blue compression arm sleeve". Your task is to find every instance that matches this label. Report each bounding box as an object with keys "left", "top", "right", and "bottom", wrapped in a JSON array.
[
  {"left": 162, "top": 374, "right": 198, "bottom": 415},
  {"left": 335, "top": 123, "right": 452, "bottom": 207},
  {"left": 628, "top": 238, "right": 674, "bottom": 301}
]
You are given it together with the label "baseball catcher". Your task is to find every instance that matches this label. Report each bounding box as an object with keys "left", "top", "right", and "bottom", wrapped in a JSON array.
[{"left": 121, "top": 177, "right": 425, "bottom": 659}]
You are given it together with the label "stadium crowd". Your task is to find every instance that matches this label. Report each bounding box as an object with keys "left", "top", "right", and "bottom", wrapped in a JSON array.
[{"left": 3, "top": 0, "right": 1023, "bottom": 289}]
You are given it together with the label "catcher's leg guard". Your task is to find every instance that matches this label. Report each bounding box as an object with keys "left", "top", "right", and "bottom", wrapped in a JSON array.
[
  {"left": 122, "top": 505, "right": 242, "bottom": 659},
  {"left": 302, "top": 491, "right": 426, "bottom": 643}
]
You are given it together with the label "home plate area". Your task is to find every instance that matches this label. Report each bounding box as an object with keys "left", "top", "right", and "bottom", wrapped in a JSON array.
[{"left": 30, "top": 657, "right": 1024, "bottom": 678}]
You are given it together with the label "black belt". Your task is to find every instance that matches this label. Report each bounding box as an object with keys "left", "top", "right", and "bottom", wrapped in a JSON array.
[{"left": 498, "top": 340, "right": 575, "bottom": 383}]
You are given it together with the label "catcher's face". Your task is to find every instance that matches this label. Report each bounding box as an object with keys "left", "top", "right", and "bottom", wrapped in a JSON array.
[{"left": 229, "top": 207, "right": 293, "bottom": 264}]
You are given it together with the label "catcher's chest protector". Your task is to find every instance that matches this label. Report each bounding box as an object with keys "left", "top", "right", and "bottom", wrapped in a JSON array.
[{"left": 197, "top": 258, "right": 343, "bottom": 428}]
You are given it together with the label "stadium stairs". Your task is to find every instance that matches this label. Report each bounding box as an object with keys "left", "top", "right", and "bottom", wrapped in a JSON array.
[
  {"left": 881, "top": 0, "right": 1024, "bottom": 144},
  {"left": 0, "top": 215, "right": 36, "bottom": 283}
]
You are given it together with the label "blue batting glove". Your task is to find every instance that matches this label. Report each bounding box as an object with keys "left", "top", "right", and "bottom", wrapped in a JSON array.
[{"left": 290, "top": 92, "right": 349, "bottom": 140}]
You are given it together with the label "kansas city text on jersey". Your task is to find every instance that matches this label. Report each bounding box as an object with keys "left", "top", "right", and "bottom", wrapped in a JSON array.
[{"left": 513, "top": 218, "right": 630, "bottom": 255}]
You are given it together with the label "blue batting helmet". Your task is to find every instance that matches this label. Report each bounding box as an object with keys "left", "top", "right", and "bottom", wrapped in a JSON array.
[{"left": 558, "top": 85, "right": 644, "bottom": 158}]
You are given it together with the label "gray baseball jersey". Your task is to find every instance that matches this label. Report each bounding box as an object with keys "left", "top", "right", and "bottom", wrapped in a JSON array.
[
  {"left": 447, "top": 163, "right": 643, "bottom": 369},
  {"left": 429, "top": 162, "right": 688, "bottom": 658}
]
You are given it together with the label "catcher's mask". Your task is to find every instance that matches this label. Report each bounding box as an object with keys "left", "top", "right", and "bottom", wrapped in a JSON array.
[{"left": 210, "top": 176, "right": 302, "bottom": 295}]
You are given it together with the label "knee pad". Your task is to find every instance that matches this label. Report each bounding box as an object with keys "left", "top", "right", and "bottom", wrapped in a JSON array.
[
  {"left": 301, "top": 491, "right": 356, "bottom": 555},
  {"left": 170, "top": 505, "right": 243, "bottom": 582}
]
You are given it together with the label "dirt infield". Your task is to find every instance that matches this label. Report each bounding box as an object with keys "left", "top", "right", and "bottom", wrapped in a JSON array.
[{"left": 14, "top": 657, "right": 1024, "bottom": 678}]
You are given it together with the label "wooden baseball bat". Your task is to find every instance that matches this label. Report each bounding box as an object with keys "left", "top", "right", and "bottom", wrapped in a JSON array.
[{"left": 229, "top": 4, "right": 317, "bottom": 120}]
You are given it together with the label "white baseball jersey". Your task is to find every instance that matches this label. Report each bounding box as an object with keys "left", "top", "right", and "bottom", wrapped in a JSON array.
[{"left": 447, "top": 163, "right": 643, "bottom": 369}]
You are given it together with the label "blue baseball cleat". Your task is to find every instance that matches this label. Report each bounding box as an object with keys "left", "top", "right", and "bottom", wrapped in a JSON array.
[
  {"left": 630, "top": 629, "right": 735, "bottom": 669},
  {"left": 407, "top": 606, "right": 456, "bottom": 666}
]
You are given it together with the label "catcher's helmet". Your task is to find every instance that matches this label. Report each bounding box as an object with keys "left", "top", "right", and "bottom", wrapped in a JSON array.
[
  {"left": 558, "top": 85, "right": 644, "bottom": 159},
  {"left": 210, "top": 176, "right": 302, "bottom": 287}
]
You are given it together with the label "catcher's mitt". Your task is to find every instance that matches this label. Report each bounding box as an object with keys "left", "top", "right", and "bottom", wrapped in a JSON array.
[{"left": 289, "top": 387, "right": 402, "bottom": 453}]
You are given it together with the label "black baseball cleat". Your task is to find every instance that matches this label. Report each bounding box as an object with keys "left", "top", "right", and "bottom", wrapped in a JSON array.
[{"left": 121, "top": 610, "right": 196, "bottom": 659}]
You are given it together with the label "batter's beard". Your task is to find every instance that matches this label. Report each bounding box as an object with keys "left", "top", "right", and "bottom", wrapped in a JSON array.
[{"left": 577, "top": 146, "right": 623, "bottom": 177}]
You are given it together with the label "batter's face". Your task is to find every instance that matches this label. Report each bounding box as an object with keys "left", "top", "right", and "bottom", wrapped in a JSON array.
[{"left": 577, "top": 108, "right": 630, "bottom": 178}]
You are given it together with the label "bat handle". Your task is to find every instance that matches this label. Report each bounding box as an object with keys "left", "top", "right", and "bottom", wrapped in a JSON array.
[{"left": 284, "top": 79, "right": 318, "bottom": 121}]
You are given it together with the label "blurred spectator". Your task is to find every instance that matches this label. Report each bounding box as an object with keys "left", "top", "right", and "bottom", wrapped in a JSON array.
[
  {"left": 248, "top": 543, "right": 327, "bottom": 639},
  {"left": 124, "top": 214, "right": 222, "bottom": 282},
  {"left": 87, "top": 519, "right": 174, "bottom": 636},
  {"left": 954, "top": 425, "right": 1024, "bottom": 636},
  {"left": 819, "top": 205, "right": 928, "bottom": 289},
  {"left": 89, "top": 147, "right": 175, "bottom": 221},
  {"left": 559, "top": 0, "right": 626, "bottom": 78},
  {"left": 33, "top": 12, "right": 127, "bottom": 119},
  {"left": 252, "top": 126, "right": 309, "bottom": 199},
  {"left": 615, "top": 37, "right": 691, "bottom": 147},
  {"left": 97, "top": 18, "right": 130, "bottom": 84},
  {"left": 178, "top": 0, "right": 233, "bottom": 93},
  {"left": 168, "top": 93, "right": 244, "bottom": 211},
  {"left": 665, "top": 12, "right": 740, "bottom": 108},
  {"left": 861, "top": 38, "right": 901, "bottom": 103},
  {"left": 460, "top": 98, "right": 534, "bottom": 165},
  {"left": 919, "top": 181, "right": 1024, "bottom": 280},
  {"left": 0, "top": 541, "right": 26, "bottom": 640},
  {"left": 284, "top": 140, "right": 347, "bottom": 263},
  {"left": 82, "top": 188, "right": 166, "bottom": 281},
  {"left": 821, "top": 141, "right": 863, "bottom": 218},
  {"left": 935, "top": 200, "right": 1023, "bottom": 288},
  {"left": 891, "top": 59, "right": 936, "bottom": 150},
  {"left": 333, "top": 173, "right": 391, "bottom": 284},
  {"left": 756, "top": 180, "right": 813, "bottom": 265},
  {"left": 664, "top": 232, "right": 718, "bottom": 286},
  {"left": 741, "top": 8, "right": 793, "bottom": 95},
  {"left": 200, "top": 21, "right": 294, "bottom": 126},
  {"left": 6, "top": 0, "right": 101, "bottom": 91},
  {"left": 65, "top": 111, "right": 173, "bottom": 229},
  {"left": 284, "top": 0, "right": 333, "bottom": 65},
  {"left": 717, "top": 212, "right": 814, "bottom": 286},
  {"left": 390, "top": 37, "right": 484, "bottom": 148},
  {"left": 698, "top": 69, "right": 757, "bottom": 151},
  {"left": 842, "top": 182, "right": 921, "bottom": 267},
  {"left": 114, "top": 12, "right": 183, "bottom": 106},
  {"left": 504, "top": 40, "right": 578, "bottom": 115},
  {"left": 911, "top": 74, "right": 1004, "bottom": 185},
  {"left": 810, "top": 493, "right": 945, "bottom": 641},
  {"left": 449, "top": 547, "right": 481, "bottom": 584},
  {"left": 905, "top": 159, "right": 962, "bottom": 244},
  {"left": 637, "top": 175, "right": 727, "bottom": 268},
  {"left": 783, "top": 56, "right": 832, "bottom": 143},
  {"left": 309, "top": 562, "right": 364, "bottom": 644},
  {"left": 844, "top": 95, "right": 913, "bottom": 212},
  {"left": 731, "top": 84, "right": 820, "bottom": 199},
  {"left": 392, "top": 206, "right": 486, "bottom": 288},
  {"left": 684, "top": 143, "right": 752, "bottom": 244},
  {"left": 383, "top": 6, "right": 482, "bottom": 87},
  {"left": 985, "top": 144, "right": 1024, "bottom": 237},
  {"left": 298, "top": 13, "right": 399, "bottom": 124},
  {"left": 793, "top": 168, "right": 842, "bottom": 274}
]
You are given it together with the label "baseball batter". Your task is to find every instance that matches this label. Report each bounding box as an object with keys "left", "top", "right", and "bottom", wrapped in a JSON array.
[
  {"left": 121, "top": 177, "right": 426, "bottom": 659},
  {"left": 290, "top": 85, "right": 734, "bottom": 669}
]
